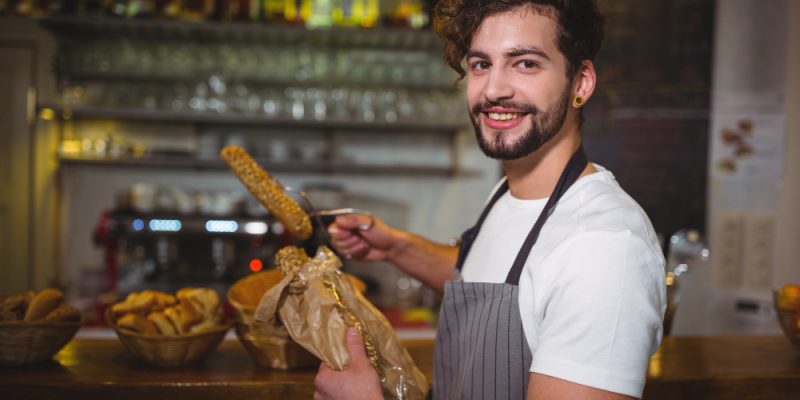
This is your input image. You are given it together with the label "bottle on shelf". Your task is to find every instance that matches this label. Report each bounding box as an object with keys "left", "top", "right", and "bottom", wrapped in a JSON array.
[
  {"left": 331, "top": 0, "right": 359, "bottom": 27},
  {"left": 107, "top": 0, "right": 155, "bottom": 18},
  {"left": 359, "top": 0, "right": 378, "bottom": 27},
  {"left": 283, "top": 0, "right": 311, "bottom": 24},
  {"left": 261, "top": 0, "right": 284, "bottom": 22},
  {"left": 305, "top": 0, "right": 332, "bottom": 28},
  {"left": 220, "top": 0, "right": 260, "bottom": 22},
  {"left": 6, "top": 0, "right": 34, "bottom": 16},
  {"left": 388, "top": 0, "right": 427, "bottom": 29},
  {"left": 181, "top": 0, "right": 215, "bottom": 20},
  {"left": 73, "top": 0, "right": 109, "bottom": 16},
  {"left": 155, "top": 0, "right": 181, "bottom": 18},
  {"left": 331, "top": 0, "right": 379, "bottom": 28}
]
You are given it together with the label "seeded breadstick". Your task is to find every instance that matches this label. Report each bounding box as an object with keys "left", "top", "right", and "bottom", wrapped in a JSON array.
[{"left": 220, "top": 145, "right": 312, "bottom": 240}]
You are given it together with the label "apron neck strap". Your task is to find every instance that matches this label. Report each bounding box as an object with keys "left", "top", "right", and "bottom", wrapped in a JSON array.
[
  {"left": 454, "top": 179, "right": 509, "bottom": 272},
  {"left": 505, "top": 146, "right": 588, "bottom": 285}
]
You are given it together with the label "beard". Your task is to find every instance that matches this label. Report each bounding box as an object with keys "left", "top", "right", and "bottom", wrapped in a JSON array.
[{"left": 469, "top": 85, "right": 572, "bottom": 160}]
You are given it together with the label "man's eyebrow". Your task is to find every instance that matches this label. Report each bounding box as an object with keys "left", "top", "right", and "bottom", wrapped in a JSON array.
[
  {"left": 465, "top": 47, "right": 552, "bottom": 61},
  {"left": 506, "top": 46, "right": 551, "bottom": 61},
  {"left": 466, "top": 50, "right": 489, "bottom": 59}
]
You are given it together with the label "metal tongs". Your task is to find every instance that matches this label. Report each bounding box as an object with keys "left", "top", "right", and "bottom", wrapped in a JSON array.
[{"left": 282, "top": 185, "right": 375, "bottom": 240}]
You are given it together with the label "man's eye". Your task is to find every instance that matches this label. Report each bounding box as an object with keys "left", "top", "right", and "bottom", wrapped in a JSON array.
[
  {"left": 471, "top": 61, "right": 491, "bottom": 71},
  {"left": 517, "top": 60, "right": 540, "bottom": 69}
]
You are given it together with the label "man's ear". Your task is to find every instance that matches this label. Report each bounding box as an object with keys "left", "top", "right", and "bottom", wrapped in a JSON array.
[{"left": 572, "top": 60, "right": 597, "bottom": 106}]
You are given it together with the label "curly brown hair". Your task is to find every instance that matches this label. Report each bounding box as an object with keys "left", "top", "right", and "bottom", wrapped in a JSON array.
[{"left": 434, "top": 0, "right": 605, "bottom": 80}]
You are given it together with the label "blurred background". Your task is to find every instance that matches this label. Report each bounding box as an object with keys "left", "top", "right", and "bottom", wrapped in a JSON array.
[{"left": 0, "top": 0, "right": 798, "bottom": 336}]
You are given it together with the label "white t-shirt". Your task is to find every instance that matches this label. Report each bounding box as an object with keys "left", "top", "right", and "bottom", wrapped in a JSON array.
[{"left": 460, "top": 165, "right": 666, "bottom": 398}]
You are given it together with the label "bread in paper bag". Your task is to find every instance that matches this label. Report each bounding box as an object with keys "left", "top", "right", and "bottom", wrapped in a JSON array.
[{"left": 254, "top": 246, "right": 429, "bottom": 400}]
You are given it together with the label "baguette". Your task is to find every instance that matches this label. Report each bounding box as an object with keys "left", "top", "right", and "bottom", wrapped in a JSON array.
[
  {"left": 275, "top": 245, "right": 311, "bottom": 276},
  {"left": 220, "top": 145, "right": 312, "bottom": 240},
  {"left": 23, "top": 288, "right": 64, "bottom": 322},
  {"left": 42, "top": 304, "right": 82, "bottom": 323}
]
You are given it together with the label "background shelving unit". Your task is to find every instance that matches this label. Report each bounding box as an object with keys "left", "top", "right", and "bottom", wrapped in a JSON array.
[{"left": 40, "top": 16, "right": 469, "bottom": 176}]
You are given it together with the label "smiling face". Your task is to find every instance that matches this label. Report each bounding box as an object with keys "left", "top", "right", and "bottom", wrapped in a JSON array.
[{"left": 466, "top": 6, "right": 574, "bottom": 160}]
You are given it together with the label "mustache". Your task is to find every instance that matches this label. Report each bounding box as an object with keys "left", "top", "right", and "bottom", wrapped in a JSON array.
[{"left": 470, "top": 101, "right": 539, "bottom": 117}]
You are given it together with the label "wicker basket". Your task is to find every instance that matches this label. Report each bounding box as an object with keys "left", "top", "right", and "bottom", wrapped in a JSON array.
[
  {"left": 774, "top": 291, "right": 800, "bottom": 350},
  {"left": 106, "top": 309, "right": 233, "bottom": 367},
  {"left": 0, "top": 321, "right": 81, "bottom": 366},
  {"left": 227, "top": 269, "right": 365, "bottom": 369}
]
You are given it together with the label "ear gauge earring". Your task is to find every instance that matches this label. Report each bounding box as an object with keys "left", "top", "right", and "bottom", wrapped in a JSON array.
[{"left": 573, "top": 96, "right": 585, "bottom": 108}]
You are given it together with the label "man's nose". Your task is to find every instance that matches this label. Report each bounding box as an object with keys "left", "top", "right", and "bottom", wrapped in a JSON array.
[{"left": 484, "top": 68, "right": 514, "bottom": 102}]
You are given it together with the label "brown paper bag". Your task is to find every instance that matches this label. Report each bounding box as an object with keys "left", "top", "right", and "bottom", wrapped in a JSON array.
[{"left": 254, "top": 246, "right": 429, "bottom": 400}]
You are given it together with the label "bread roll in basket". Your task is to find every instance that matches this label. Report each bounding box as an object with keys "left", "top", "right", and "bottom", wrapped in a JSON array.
[
  {"left": 0, "top": 289, "right": 82, "bottom": 366},
  {"left": 106, "top": 289, "right": 233, "bottom": 367}
]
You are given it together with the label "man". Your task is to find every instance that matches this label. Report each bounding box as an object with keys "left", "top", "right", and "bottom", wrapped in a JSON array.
[{"left": 313, "top": 1, "right": 666, "bottom": 399}]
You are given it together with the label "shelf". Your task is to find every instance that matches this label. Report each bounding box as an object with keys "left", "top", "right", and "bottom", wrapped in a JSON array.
[
  {"left": 59, "top": 70, "right": 459, "bottom": 92},
  {"left": 39, "top": 104, "right": 464, "bottom": 133},
  {"left": 39, "top": 16, "right": 442, "bottom": 50},
  {"left": 58, "top": 156, "right": 475, "bottom": 177}
]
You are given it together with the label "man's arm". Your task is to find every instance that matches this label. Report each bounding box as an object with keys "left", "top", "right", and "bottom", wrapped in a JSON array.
[
  {"left": 527, "top": 373, "right": 636, "bottom": 400},
  {"left": 328, "top": 215, "right": 458, "bottom": 292}
]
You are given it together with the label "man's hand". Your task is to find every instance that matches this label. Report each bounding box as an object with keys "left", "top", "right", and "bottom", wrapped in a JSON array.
[
  {"left": 329, "top": 214, "right": 458, "bottom": 293},
  {"left": 328, "top": 215, "right": 398, "bottom": 262},
  {"left": 313, "top": 327, "right": 383, "bottom": 400}
]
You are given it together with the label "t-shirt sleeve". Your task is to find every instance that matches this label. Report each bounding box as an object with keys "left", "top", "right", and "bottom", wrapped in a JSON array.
[{"left": 529, "top": 230, "right": 666, "bottom": 398}]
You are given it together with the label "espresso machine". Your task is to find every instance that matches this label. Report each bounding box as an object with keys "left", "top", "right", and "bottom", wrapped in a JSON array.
[{"left": 94, "top": 184, "right": 296, "bottom": 296}]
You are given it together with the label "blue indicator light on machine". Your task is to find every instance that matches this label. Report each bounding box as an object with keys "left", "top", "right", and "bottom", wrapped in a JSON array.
[
  {"left": 205, "top": 220, "right": 238, "bottom": 233},
  {"left": 149, "top": 219, "right": 182, "bottom": 232},
  {"left": 132, "top": 219, "right": 145, "bottom": 232}
]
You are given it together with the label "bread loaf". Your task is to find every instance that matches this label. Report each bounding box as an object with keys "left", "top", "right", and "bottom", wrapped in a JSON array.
[
  {"left": 111, "top": 291, "right": 157, "bottom": 317},
  {"left": 23, "top": 288, "right": 64, "bottom": 322},
  {"left": 147, "top": 311, "right": 178, "bottom": 335},
  {"left": 111, "top": 288, "right": 224, "bottom": 336},
  {"left": 118, "top": 313, "right": 160, "bottom": 335},
  {"left": 1, "top": 289, "right": 80, "bottom": 323},
  {"left": 164, "top": 301, "right": 202, "bottom": 334},
  {"left": 176, "top": 288, "right": 220, "bottom": 322},
  {"left": 275, "top": 245, "right": 311, "bottom": 276},
  {"left": 42, "top": 304, "right": 82, "bottom": 323}
]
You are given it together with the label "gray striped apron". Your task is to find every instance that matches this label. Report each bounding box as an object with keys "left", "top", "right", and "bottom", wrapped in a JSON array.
[{"left": 432, "top": 146, "right": 588, "bottom": 399}]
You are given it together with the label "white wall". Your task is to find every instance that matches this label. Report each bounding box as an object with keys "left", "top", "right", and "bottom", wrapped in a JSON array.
[
  {"left": 774, "top": 0, "right": 800, "bottom": 286},
  {"left": 674, "top": 0, "right": 799, "bottom": 335}
]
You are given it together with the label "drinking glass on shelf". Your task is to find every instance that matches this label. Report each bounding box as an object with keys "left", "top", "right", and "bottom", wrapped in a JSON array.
[
  {"left": 396, "top": 89, "right": 415, "bottom": 122},
  {"left": 170, "top": 82, "right": 190, "bottom": 112},
  {"left": 141, "top": 84, "right": 159, "bottom": 110},
  {"left": 285, "top": 87, "right": 306, "bottom": 120},
  {"left": 360, "top": 89, "right": 377, "bottom": 122},
  {"left": 189, "top": 82, "right": 209, "bottom": 112},
  {"left": 329, "top": 87, "right": 349, "bottom": 120},
  {"left": 246, "top": 92, "right": 262, "bottom": 115},
  {"left": 261, "top": 88, "right": 282, "bottom": 119},
  {"left": 380, "top": 89, "right": 399, "bottom": 123},
  {"left": 117, "top": 38, "right": 138, "bottom": 74},
  {"left": 307, "top": 87, "right": 327, "bottom": 121}
]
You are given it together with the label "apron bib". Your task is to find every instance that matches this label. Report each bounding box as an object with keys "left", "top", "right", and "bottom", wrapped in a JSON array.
[{"left": 432, "top": 146, "right": 588, "bottom": 399}]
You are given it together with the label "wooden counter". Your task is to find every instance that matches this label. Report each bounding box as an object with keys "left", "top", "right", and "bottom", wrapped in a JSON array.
[{"left": 1, "top": 336, "right": 799, "bottom": 399}]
